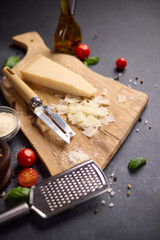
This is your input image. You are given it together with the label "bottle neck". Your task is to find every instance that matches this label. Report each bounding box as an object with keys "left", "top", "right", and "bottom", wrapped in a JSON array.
[{"left": 61, "top": 0, "right": 72, "bottom": 16}]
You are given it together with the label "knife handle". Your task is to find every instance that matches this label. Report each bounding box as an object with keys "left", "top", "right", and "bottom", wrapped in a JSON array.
[{"left": 2, "top": 67, "right": 38, "bottom": 105}]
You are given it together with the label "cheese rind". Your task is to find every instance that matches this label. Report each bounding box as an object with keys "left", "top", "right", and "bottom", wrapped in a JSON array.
[{"left": 21, "top": 55, "right": 97, "bottom": 97}]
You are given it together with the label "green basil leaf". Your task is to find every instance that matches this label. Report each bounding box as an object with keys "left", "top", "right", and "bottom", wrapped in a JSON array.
[
  {"left": 83, "top": 60, "right": 88, "bottom": 66},
  {"left": 128, "top": 158, "right": 146, "bottom": 169},
  {"left": 3, "top": 56, "right": 20, "bottom": 69},
  {"left": 5, "top": 186, "right": 30, "bottom": 202},
  {"left": 84, "top": 56, "right": 100, "bottom": 65}
]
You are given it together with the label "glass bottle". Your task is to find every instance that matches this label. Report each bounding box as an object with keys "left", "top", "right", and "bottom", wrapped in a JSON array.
[{"left": 53, "top": 0, "right": 82, "bottom": 55}]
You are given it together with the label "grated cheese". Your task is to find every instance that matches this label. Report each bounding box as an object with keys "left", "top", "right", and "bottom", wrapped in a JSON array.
[
  {"left": 0, "top": 112, "right": 17, "bottom": 137},
  {"left": 66, "top": 149, "right": 90, "bottom": 165}
]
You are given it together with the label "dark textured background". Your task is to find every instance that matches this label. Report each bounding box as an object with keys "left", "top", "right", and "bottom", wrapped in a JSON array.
[{"left": 0, "top": 0, "right": 160, "bottom": 239}]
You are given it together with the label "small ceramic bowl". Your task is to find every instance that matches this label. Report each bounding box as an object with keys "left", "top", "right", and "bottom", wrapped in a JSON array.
[{"left": 0, "top": 106, "right": 21, "bottom": 141}]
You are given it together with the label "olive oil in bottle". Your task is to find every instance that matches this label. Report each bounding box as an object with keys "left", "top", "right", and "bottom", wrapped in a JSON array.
[{"left": 54, "top": 0, "right": 82, "bottom": 54}]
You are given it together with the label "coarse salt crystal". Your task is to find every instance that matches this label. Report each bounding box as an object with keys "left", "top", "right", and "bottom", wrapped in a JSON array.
[
  {"left": 110, "top": 191, "right": 115, "bottom": 197},
  {"left": 133, "top": 81, "right": 137, "bottom": 86},
  {"left": 109, "top": 203, "right": 114, "bottom": 208},
  {"left": 101, "top": 200, "right": 106, "bottom": 205},
  {"left": 106, "top": 187, "right": 112, "bottom": 193},
  {"left": 111, "top": 172, "right": 115, "bottom": 177}
]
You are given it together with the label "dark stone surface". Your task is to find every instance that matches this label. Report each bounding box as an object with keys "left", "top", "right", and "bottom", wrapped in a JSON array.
[{"left": 0, "top": 0, "right": 160, "bottom": 239}]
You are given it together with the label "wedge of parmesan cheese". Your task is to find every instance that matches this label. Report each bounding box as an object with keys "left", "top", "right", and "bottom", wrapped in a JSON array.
[{"left": 21, "top": 55, "right": 97, "bottom": 97}]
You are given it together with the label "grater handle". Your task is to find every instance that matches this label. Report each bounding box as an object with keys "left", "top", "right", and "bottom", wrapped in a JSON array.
[
  {"left": 0, "top": 202, "right": 30, "bottom": 225},
  {"left": 2, "top": 67, "right": 38, "bottom": 105}
]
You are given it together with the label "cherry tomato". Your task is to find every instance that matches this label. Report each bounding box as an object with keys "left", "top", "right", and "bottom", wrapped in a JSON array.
[
  {"left": 75, "top": 43, "right": 90, "bottom": 60},
  {"left": 17, "top": 168, "right": 38, "bottom": 187},
  {"left": 116, "top": 58, "right": 127, "bottom": 70},
  {"left": 17, "top": 148, "right": 36, "bottom": 167}
]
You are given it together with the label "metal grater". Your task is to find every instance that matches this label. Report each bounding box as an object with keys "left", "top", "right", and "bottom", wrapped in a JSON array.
[
  {"left": 0, "top": 160, "right": 108, "bottom": 225},
  {"left": 30, "top": 159, "right": 108, "bottom": 218}
]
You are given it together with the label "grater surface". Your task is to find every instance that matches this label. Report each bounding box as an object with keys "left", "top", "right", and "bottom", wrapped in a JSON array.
[{"left": 29, "top": 160, "right": 108, "bottom": 218}]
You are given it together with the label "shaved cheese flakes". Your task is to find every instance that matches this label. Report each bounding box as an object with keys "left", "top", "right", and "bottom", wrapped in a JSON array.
[
  {"left": 102, "top": 88, "right": 108, "bottom": 96},
  {"left": 82, "top": 126, "right": 98, "bottom": 138},
  {"left": 80, "top": 115, "right": 101, "bottom": 129},
  {"left": 70, "top": 112, "right": 86, "bottom": 125},
  {"left": 64, "top": 95, "right": 82, "bottom": 103},
  {"left": 51, "top": 94, "right": 114, "bottom": 138},
  {"left": 45, "top": 94, "right": 115, "bottom": 138},
  {"left": 69, "top": 105, "right": 107, "bottom": 117},
  {"left": 118, "top": 95, "right": 126, "bottom": 103}
]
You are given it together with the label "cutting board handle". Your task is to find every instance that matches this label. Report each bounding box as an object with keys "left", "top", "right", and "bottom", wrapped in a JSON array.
[{"left": 12, "top": 31, "right": 49, "bottom": 52}]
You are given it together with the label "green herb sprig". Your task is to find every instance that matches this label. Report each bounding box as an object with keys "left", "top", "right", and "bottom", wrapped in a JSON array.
[
  {"left": 3, "top": 56, "right": 20, "bottom": 69},
  {"left": 5, "top": 186, "right": 30, "bottom": 202},
  {"left": 83, "top": 56, "right": 99, "bottom": 66},
  {"left": 128, "top": 158, "right": 146, "bottom": 169}
]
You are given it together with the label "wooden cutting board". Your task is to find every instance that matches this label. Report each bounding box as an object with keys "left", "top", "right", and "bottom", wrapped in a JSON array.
[{"left": 1, "top": 32, "right": 148, "bottom": 176}]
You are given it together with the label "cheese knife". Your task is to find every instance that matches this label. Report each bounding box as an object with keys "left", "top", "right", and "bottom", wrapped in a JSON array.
[{"left": 2, "top": 67, "right": 75, "bottom": 143}]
